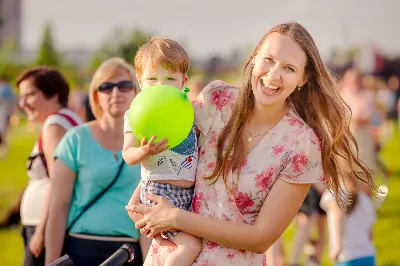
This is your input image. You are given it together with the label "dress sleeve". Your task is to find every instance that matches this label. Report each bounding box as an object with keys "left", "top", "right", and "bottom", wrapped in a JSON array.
[
  {"left": 193, "top": 80, "right": 238, "bottom": 137},
  {"left": 279, "top": 128, "right": 325, "bottom": 184},
  {"left": 54, "top": 127, "right": 79, "bottom": 172}
]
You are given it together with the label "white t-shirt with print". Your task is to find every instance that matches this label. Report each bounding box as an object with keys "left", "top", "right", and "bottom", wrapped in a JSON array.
[{"left": 123, "top": 110, "right": 198, "bottom": 182}]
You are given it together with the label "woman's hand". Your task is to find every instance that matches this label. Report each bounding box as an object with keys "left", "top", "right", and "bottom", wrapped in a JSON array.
[
  {"left": 329, "top": 246, "right": 341, "bottom": 262},
  {"left": 127, "top": 194, "right": 179, "bottom": 238},
  {"left": 29, "top": 230, "right": 44, "bottom": 258},
  {"left": 126, "top": 208, "right": 144, "bottom": 223}
]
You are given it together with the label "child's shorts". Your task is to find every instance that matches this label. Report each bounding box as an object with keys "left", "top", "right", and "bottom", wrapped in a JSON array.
[{"left": 140, "top": 180, "right": 194, "bottom": 241}]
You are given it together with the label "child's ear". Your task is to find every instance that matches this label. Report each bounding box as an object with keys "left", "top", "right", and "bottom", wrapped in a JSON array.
[{"left": 183, "top": 75, "right": 188, "bottom": 86}]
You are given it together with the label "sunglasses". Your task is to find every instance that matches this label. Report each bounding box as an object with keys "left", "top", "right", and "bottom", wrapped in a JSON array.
[{"left": 98, "top": 80, "right": 134, "bottom": 94}]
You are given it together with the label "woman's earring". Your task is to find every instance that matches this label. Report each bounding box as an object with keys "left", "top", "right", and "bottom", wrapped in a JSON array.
[{"left": 298, "top": 86, "right": 302, "bottom": 91}]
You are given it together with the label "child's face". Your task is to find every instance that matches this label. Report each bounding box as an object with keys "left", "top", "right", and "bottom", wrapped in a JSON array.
[{"left": 138, "top": 61, "right": 187, "bottom": 90}]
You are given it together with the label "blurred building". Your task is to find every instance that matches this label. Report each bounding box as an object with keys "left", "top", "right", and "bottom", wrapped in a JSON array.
[{"left": 0, "top": 0, "right": 22, "bottom": 49}]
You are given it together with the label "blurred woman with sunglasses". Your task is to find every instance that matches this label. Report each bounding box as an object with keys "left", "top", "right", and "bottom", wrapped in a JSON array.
[
  {"left": 17, "top": 66, "right": 83, "bottom": 266},
  {"left": 45, "top": 58, "right": 149, "bottom": 265}
]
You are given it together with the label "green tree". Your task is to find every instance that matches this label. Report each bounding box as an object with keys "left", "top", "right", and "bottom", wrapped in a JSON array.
[{"left": 35, "top": 23, "right": 61, "bottom": 66}]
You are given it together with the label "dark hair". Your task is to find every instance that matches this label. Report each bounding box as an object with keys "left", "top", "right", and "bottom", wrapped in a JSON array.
[{"left": 16, "top": 66, "right": 70, "bottom": 107}]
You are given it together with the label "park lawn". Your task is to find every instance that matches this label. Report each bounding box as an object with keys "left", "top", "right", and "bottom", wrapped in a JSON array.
[{"left": 0, "top": 123, "right": 399, "bottom": 265}]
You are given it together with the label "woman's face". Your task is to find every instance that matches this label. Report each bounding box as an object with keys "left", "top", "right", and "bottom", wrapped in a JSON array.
[
  {"left": 251, "top": 32, "right": 307, "bottom": 109},
  {"left": 95, "top": 70, "right": 136, "bottom": 118},
  {"left": 19, "top": 78, "right": 59, "bottom": 123}
]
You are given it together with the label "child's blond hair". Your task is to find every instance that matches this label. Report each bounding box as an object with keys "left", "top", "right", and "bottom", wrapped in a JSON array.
[{"left": 134, "top": 37, "right": 190, "bottom": 76}]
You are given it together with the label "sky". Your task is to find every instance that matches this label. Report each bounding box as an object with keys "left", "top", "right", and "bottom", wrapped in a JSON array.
[{"left": 21, "top": 0, "right": 400, "bottom": 60}]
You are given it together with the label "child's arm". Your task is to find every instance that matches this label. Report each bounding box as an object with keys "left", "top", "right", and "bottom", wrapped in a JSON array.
[
  {"left": 127, "top": 183, "right": 143, "bottom": 224},
  {"left": 122, "top": 132, "right": 143, "bottom": 165},
  {"left": 122, "top": 132, "right": 169, "bottom": 165}
]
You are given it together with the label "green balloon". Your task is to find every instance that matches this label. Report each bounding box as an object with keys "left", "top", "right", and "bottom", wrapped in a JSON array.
[{"left": 128, "top": 85, "right": 194, "bottom": 148}]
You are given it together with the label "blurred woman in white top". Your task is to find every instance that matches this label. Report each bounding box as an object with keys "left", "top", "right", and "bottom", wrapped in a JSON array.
[
  {"left": 17, "top": 67, "right": 82, "bottom": 266},
  {"left": 320, "top": 178, "right": 376, "bottom": 266}
]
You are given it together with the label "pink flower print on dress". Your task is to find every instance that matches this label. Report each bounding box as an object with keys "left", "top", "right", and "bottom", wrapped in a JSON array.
[
  {"left": 210, "top": 90, "right": 235, "bottom": 111},
  {"left": 192, "top": 192, "right": 205, "bottom": 214},
  {"left": 152, "top": 244, "right": 159, "bottom": 255},
  {"left": 272, "top": 145, "right": 285, "bottom": 155},
  {"left": 255, "top": 168, "right": 274, "bottom": 191},
  {"left": 206, "top": 161, "right": 216, "bottom": 173},
  {"left": 235, "top": 192, "right": 254, "bottom": 210},
  {"left": 289, "top": 116, "right": 303, "bottom": 127},
  {"left": 292, "top": 153, "right": 308, "bottom": 172},
  {"left": 206, "top": 241, "right": 219, "bottom": 250},
  {"left": 308, "top": 129, "right": 322, "bottom": 151},
  {"left": 240, "top": 157, "right": 248, "bottom": 168},
  {"left": 198, "top": 260, "right": 217, "bottom": 266}
]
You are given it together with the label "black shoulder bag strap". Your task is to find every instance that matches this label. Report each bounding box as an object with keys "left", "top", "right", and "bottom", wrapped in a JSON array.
[{"left": 67, "top": 160, "right": 125, "bottom": 232}]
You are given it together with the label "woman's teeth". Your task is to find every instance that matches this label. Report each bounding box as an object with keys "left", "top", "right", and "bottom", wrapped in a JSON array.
[{"left": 261, "top": 80, "right": 281, "bottom": 93}]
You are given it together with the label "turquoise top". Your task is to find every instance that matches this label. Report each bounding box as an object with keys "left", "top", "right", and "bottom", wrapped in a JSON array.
[{"left": 54, "top": 124, "right": 141, "bottom": 239}]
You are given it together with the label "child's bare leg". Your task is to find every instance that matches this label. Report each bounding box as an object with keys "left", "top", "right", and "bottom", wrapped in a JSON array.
[{"left": 164, "top": 231, "right": 202, "bottom": 266}]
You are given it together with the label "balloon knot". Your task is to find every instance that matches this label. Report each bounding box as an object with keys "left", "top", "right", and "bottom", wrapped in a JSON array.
[{"left": 183, "top": 87, "right": 190, "bottom": 95}]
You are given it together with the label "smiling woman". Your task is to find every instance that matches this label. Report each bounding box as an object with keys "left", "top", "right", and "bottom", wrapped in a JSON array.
[
  {"left": 16, "top": 67, "right": 83, "bottom": 266},
  {"left": 250, "top": 32, "right": 307, "bottom": 107},
  {"left": 127, "top": 22, "right": 377, "bottom": 266}
]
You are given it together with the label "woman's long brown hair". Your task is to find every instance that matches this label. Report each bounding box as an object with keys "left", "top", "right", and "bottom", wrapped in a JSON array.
[{"left": 205, "top": 22, "right": 377, "bottom": 208}]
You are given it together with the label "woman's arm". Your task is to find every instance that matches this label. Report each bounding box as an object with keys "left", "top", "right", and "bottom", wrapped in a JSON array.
[
  {"left": 327, "top": 201, "right": 344, "bottom": 262},
  {"left": 43, "top": 125, "right": 68, "bottom": 176},
  {"left": 45, "top": 160, "right": 76, "bottom": 265},
  {"left": 132, "top": 179, "right": 310, "bottom": 254},
  {"left": 29, "top": 125, "right": 67, "bottom": 258},
  {"left": 139, "top": 234, "right": 152, "bottom": 260}
]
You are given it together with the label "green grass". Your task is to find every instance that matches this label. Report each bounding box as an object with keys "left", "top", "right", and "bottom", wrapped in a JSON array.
[
  {"left": 0, "top": 122, "right": 38, "bottom": 265},
  {"left": 0, "top": 123, "right": 399, "bottom": 265}
]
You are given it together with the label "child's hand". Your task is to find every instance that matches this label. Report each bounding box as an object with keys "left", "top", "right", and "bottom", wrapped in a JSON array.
[
  {"left": 329, "top": 247, "right": 341, "bottom": 262},
  {"left": 140, "top": 136, "right": 169, "bottom": 158}
]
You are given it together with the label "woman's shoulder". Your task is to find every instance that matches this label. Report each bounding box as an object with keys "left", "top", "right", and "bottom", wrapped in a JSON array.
[
  {"left": 193, "top": 80, "right": 239, "bottom": 135},
  {"left": 201, "top": 80, "right": 239, "bottom": 93},
  {"left": 43, "top": 108, "right": 84, "bottom": 130},
  {"left": 195, "top": 80, "right": 239, "bottom": 105},
  {"left": 285, "top": 109, "right": 321, "bottom": 148},
  {"left": 194, "top": 80, "right": 239, "bottom": 115},
  {"left": 59, "top": 123, "right": 91, "bottom": 143}
]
